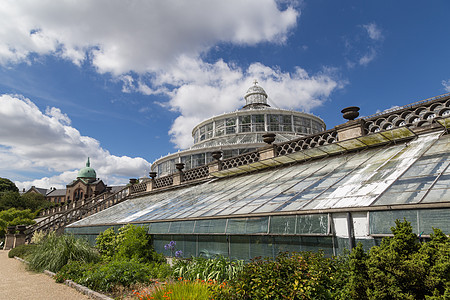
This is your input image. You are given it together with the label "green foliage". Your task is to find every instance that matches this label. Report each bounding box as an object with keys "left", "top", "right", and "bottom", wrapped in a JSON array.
[
  {"left": 172, "top": 255, "right": 244, "bottom": 283},
  {"left": 365, "top": 219, "right": 423, "bottom": 300},
  {"left": 0, "top": 191, "right": 20, "bottom": 211},
  {"left": 148, "top": 279, "right": 213, "bottom": 300},
  {"left": 8, "top": 244, "right": 37, "bottom": 259},
  {"left": 216, "top": 251, "right": 342, "bottom": 300},
  {"left": 28, "top": 232, "right": 100, "bottom": 272},
  {"left": 19, "top": 192, "right": 54, "bottom": 212},
  {"left": 419, "top": 228, "right": 450, "bottom": 298},
  {"left": 0, "top": 177, "right": 18, "bottom": 193},
  {"left": 0, "top": 208, "right": 35, "bottom": 238},
  {"left": 0, "top": 190, "right": 53, "bottom": 212},
  {"left": 343, "top": 219, "right": 450, "bottom": 300},
  {"left": 55, "top": 259, "right": 172, "bottom": 292},
  {"left": 95, "top": 227, "right": 116, "bottom": 259},
  {"left": 339, "top": 244, "right": 369, "bottom": 300},
  {"left": 96, "top": 224, "right": 165, "bottom": 263},
  {"left": 52, "top": 224, "right": 172, "bottom": 293},
  {"left": 30, "top": 230, "right": 47, "bottom": 244}
]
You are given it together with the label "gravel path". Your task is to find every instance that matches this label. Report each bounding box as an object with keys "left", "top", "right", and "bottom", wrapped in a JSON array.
[{"left": 0, "top": 250, "right": 90, "bottom": 300}]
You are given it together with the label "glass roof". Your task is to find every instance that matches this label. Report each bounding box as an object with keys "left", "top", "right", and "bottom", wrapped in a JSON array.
[{"left": 70, "top": 131, "right": 449, "bottom": 227}]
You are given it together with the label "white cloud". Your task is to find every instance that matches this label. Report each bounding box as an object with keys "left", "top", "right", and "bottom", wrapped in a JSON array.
[
  {"left": 0, "top": 94, "right": 150, "bottom": 190},
  {"left": 442, "top": 79, "right": 450, "bottom": 92},
  {"left": 359, "top": 48, "right": 377, "bottom": 66},
  {"left": 363, "top": 23, "right": 384, "bottom": 41},
  {"left": 0, "top": 1, "right": 343, "bottom": 167},
  {"left": 0, "top": 0, "right": 298, "bottom": 75},
  {"left": 136, "top": 58, "right": 343, "bottom": 148}
]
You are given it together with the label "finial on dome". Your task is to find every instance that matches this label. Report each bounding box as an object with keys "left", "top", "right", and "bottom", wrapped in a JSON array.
[
  {"left": 253, "top": 79, "right": 258, "bottom": 85},
  {"left": 86, "top": 157, "right": 90, "bottom": 167}
]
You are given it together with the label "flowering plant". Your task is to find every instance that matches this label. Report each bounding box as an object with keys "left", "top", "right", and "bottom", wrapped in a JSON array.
[{"left": 164, "top": 241, "right": 183, "bottom": 258}]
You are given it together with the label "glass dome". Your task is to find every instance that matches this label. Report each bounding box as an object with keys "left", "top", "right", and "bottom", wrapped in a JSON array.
[{"left": 243, "top": 80, "right": 269, "bottom": 109}]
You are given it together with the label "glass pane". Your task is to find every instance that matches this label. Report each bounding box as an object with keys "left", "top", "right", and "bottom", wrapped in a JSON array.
[
  {"left": 169, "top": 221, "right": 195, "bottom": 234},
  {"left": 226, "top": 218, "right": 246, "bottom": 234},
  {"left": 226, "top": 217, "right": 268, "bottom": 234},
  {"left": 152, "top": 235, "right": 172, "bottom": 255},
  {"left": 252, "top": 114, "right": 264, "bottom": 123},
  {"left": 269, "top": 216, "right": 296, "bottom": 234},
  {"left": 168, "top": 235, "right": 197, "bottom": 258},
  {"left": 229, "top": 235, "right": 250, "bottom": 261},
  {"left": 375, "top": 190, "right": 428, "bottom": 205},
  {"left": 239, "top": 115, "right": 251, "bottom": 124},
  {"left": 273, "top": 236, "right": 302, "bottom": 255},
  {"left": 226, "top": 118, "right": 236, "bottom": 126},
  {"left": 418, "top": 208, "right": 450, "bottom": 234},
  {"left": 198, "top": 235, "right": 228, "bottom": 258},
  {"left": 246, "top": 217, "right": 269, "bottom": 234},
  {"left": 369, "top": 210, "right": 418, "bottom": 234},
  {"left": 296, "top": 214, "right": 328, "bottom": 234},
  {"left": 250, "top": 236, "right": 273, "bottom": 258},
  {"left": 194, "top": 219, "right": 227, "bottom": 234},
  {"left": 148, "top": 222, "right": 170, "bottom": 234}
]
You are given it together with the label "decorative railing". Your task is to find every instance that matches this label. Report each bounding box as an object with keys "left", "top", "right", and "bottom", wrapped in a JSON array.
[
  {"left": 182, "top": 165, "right": 209, "bottom": 182},
  {"left": 27, "top": 187, "right": 130, "bottom": 240},
  {"left": 154, "top": 175, "right": 174, "bottom": 189},
  {"left": 276, "top": 130, "right": 338, "bottom": 156},
  {"left": 221, "top": 151, "right": 260, "bottom": 170},
  {"left": 129, "top": 181, "right": 148, "bottom": 194},
  {"left": 363, "top": 92, "right": 450, "bottom": 120},
  {"left": 364, "top": 95, "right": 450, "bottom": 134}
]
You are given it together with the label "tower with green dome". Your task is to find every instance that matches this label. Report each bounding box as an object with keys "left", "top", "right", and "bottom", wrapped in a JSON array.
[{"left": 77, "top": 157, "right": 97, "bottom": 181}]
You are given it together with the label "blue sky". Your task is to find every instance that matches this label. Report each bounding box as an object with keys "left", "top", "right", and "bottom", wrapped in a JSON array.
[{"left": 0, "top": 0, "right": 449, "bottom": 190}]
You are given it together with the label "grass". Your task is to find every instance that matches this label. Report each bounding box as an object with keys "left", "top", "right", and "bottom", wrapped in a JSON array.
[
  {"left": 8, "top": 244, "right": 36, "bottom": 259},
  {"left": 28, "top": 232, "right": 99, "bottom": 272},
  {"left": 133, "top": 279, "right": 215, "bottom": 300}
]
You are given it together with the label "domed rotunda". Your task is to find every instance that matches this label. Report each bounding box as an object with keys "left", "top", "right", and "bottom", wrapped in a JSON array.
[{"left": 151, "top": 81, "right": 326, "bottom": 176}]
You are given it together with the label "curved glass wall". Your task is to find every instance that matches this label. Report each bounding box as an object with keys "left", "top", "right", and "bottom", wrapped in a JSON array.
[
  {"left": 152, "top": 82, "right": 326, "bottom": 177},
  {"left": 193, "top": 113, "right": 325, "bottom": 144}
]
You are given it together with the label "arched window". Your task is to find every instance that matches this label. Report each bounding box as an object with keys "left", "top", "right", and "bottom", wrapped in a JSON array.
[{"left": 74, "top": 188, "right": 84, "bottom": 201}]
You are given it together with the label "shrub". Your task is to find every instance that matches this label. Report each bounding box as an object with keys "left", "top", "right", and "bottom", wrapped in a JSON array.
[
  {"left": 56, "top": 259, "right": 172, "bottom": 292},
  {"left": 95, "top": 227, "right": 116, "bottom": 260},
  {"left": 28, "top": 232, "right": 99, "bottom": 272},
  {"left": 343, "top": 219, "right": 450, "bottom": 299},
  {"left": 215, "top": 251, "right": 342, "bottom": 300},
  {"left": 96, "top": 224, "right": 165, "bottom": 263},
  {"left": 0, "top": 208, "right": 35, "bottom": 238},
  {"left": 8, "top": 244, "right": 37, "bottom": 259},
  {"left": 172, "top": 255, "right": 244, "bottom": 283}
]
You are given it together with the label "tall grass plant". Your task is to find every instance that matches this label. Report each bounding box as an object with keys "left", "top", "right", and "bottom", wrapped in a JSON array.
[
  {"left": 28, "top": 232, "right": 99, "bottom": 272},
  {"left": 172, "top": 255, "right": 244, "bottom": 282}
]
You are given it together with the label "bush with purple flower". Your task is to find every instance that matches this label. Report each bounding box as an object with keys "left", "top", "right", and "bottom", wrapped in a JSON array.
[{"left": 164, "top": 240, "right": 183, "bottom": 258}]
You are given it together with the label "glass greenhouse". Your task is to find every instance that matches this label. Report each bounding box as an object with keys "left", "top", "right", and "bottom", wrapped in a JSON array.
[{"left": 67, "top": 121, "right": 450, "bottom": 260}]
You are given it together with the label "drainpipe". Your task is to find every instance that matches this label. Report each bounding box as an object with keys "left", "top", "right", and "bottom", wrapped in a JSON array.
[{"left": 347, "top": 212, "right": 355, "bottom": 250}]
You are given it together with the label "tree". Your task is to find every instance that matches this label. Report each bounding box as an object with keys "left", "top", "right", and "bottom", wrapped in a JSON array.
[
  {"left": 0, "top": 191, "right": 20, "bottom": 211},
  {"left": 0, "top": 189, "right": 53, "bottom": 212},
  {"left": 0, "top": 178, "right": 18, "bottom": 193},
  {"left": 0, "top": 208, "right": 35, "bottom": 238}
]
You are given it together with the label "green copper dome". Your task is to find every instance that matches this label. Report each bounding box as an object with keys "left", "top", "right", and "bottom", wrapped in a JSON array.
[{"left": 77, "top": 157, "right": 96, "bottom": 179}]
